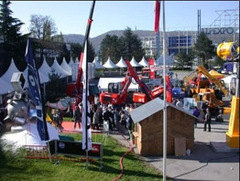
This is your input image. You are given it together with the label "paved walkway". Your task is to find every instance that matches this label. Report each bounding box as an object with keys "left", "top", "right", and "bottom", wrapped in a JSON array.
[{"left": 110, "top": 119, "right": 239, "bottom": 181}]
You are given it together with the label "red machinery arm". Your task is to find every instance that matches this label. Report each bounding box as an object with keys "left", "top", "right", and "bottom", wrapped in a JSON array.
[
  {"left": 125, "top": 60, "right": 153, "bottom": 100},
  {"left": 125, "top": 59, "right": 172, "bottom": 103}
]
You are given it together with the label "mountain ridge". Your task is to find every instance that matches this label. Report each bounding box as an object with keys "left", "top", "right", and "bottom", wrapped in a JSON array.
[{"left": 63, "top": 30, "right": 156, "bottom": 53}]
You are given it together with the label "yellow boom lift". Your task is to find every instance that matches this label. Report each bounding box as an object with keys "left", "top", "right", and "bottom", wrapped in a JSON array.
[{"left": 217, "top": 41, "right": 239, "bottom": 148}]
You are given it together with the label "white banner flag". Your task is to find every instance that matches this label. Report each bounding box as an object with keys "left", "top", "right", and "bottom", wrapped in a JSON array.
[{"left": 81, "top": 41, "right": 92, "bottom": 151}]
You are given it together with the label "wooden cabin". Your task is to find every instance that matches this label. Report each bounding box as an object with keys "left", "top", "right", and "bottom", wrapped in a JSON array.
[{"left": 130, "top": 98, "right": 195, "bottom": 156}]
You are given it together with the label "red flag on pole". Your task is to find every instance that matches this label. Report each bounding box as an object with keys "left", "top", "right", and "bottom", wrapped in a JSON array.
[
  {"left": 154, "top": 1, "right": 160, "bottom": 34},
  {"left": 148, "top": 58, "right": 155, "bottom": 79}
]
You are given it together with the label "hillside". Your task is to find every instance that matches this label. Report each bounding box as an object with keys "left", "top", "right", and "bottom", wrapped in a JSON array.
[{"left": 63, "top": 30, "right": 155, "bottom": 53}]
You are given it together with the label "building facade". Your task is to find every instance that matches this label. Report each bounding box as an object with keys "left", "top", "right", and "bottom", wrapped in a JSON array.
[{"left": 139, "top": 8, "right": 239, "bottom": 57}]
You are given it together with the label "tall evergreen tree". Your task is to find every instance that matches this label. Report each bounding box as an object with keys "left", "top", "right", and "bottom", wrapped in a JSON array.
[
  {"left": 99, "top": 27, "right": 145, "bottom": 63},
  {"left": 70, "top": 42, "right": 82, "bottom": 60},
  {"left": 100, "top": 34, "right": 121, "bottom": 64},
  {"left": 87, "top": 41, "right": 95, "bottom": 62},
  {"left": 120, "top": 27, "right": 145, "bottom": 61},
  {"left": 0, "top": 0, "right": 29, "bottom": 74},
  {"left": 194, "top": 31, "right": 215, "bottom": 67}
]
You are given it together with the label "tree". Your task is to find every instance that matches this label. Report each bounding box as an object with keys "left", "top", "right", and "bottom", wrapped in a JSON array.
[
  {"left": 120, "top": 27, "right": 145, "bottom": 61},
  {"left": 46, "top": 72, "right": 67, "bottom": 101},
  {"left": 0, "top": 0, "right": 29, "bottom": 73},
  {"left": 99, "top": 34, "right": 121, "bottom": 64},
  {"left": 194, "top": 32, "right": 215, "bottom": 66},
  {"left": 87, "top": 41, "right": 95, "bottom": 62},
  {"left": 214, "top": 56, "right": 225, "bottom": 68},
  {"left": 29, "top": 14, "right": 57, "bottom": 41},
  {"left": 70, "top": 41, "right": 95, "bottom": 62},
  {"left": 52, "top": 31, "right": 64, "bottom": 43},
  {"left": 175, "top": 49, "right": 195, "bottom": 70},
  {"left": 99, "top": 27, "right": 145, "bottom": 63},
  {"left": 70, "top": 42, "right": 82, "bottom": 60}
]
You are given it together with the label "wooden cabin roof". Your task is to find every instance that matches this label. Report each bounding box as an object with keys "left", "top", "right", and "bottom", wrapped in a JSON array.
[{"left": 130, "top": 98, "right": 198, "bottom": 124}]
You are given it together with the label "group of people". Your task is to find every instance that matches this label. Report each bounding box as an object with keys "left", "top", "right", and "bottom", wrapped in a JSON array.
[{"left": 70, "top": 99, "right": 135, "bottom": 140}]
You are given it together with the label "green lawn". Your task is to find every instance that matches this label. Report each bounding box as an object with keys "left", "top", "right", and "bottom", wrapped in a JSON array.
[{"left": 0, "top": 133, "right": 171, "bottom": 181}]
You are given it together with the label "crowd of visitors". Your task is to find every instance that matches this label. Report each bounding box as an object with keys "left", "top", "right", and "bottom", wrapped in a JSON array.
[
  {"left": 68, "top": 95, "right": 136, "bottom": 140},
  {"left": 49, "top": 93, "right": 213, "bottom": 140}
]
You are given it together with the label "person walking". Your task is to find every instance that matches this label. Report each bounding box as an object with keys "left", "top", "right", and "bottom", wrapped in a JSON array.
[
  {"left": 204, "top": 107, "right": 211, "bottom": 132},
  {"left": 125, "top": 107, "right": 133, "bottom": 141},
  {"left": 92, "top": 106, "right": 100, "bottom": 130},
  {"left": 73, "top": 105, "right": 82, "bottom": 130},
  {"left": 103, "top": 106, "right": 114, "bottom": 131}
]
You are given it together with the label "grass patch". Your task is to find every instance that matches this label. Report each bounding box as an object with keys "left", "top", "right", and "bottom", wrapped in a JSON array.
[{"left": 0, "top": 133, "right": 171, "bottom": 181}]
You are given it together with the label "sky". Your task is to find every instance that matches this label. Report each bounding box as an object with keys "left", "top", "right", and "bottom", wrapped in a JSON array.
[{"left": 10, "top": 1, "right": 239, "bottom": 38}]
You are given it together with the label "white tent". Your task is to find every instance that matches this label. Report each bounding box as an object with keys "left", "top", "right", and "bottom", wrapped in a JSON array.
[
  {"left": 1, "top": 58, "right": 21, "bottom": 83},
  {"left": 116, "top": 57, "right": 127, "bottom": 68},
  {"left": 139, "top": 56, "right": 149, "bottom": 67},
  {"left": 0, "top": 77, "right": 14, "bottom": 94},
  {"left": 68, "top": 57, "right": 77, "bottom": 81},
  {"left": 61, "top": 57, "right": 72, "bottom": 74},
  {"left": 51, "top": 58, "right": 71, "bottom": 78},
  {"left": 37, "top": 57, "right": 52, "bottom": 83},
  {"left": 103, "top": 57, "right": 118, "bottom": 69},
  {"left": 156, "top": 53, "right": 175, "bottom": 66},
  {"left": 93, "top": 56, "right": 105, "bottom": 69},
  {"left": 75, "top": 57, "right": 79, "bottom": 64},
  {"left": 68, "top": 57, "right": 75, "bottom": 68},
  {"left": 70, "top": 61, "right": 95, "bottom": 81},
  {"left": 71, "top": 62, "right": 79, "bottom": 81},
  {"left": 1, "top": 122, "right": 59, "bottom": 149},
  {"left": 130, "top": 56, "right": 142, "bottom": 67},
  {"left": 23, "top": 67, "right": 48, "bottom": 87}
]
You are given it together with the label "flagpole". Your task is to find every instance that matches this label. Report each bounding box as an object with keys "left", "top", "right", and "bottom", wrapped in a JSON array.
[
  {"left": 162, "top": 1, "right": 167, "bottom": 181},
  {"left": 81, "top": 0, "right": 95, "bottom": 167}
]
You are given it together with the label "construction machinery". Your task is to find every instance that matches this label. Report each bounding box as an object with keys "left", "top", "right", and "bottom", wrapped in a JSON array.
[
  {"left": 126, "top": 60, "right": 172, "bottom": 104},
  {"left": 217, "top": 41, "right": 239, "bottom": 148},
  {"left": 99, "top": 73, "right": 132, "bottom": 105},
  {"left": 99, "top": 59, "right": 172, "bottom": 105},
  {"left": 183, "top": 65, "right": 228, "bottom": 96},
  {"left": 183, "top": 64, "right": 229, "bottom": 119}
]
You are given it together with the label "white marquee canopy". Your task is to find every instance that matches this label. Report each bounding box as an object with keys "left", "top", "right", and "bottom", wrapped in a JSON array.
[
  {"left": 1, "top": 58, "right": 20, "bottom": 83},
  {"left": 130, "top": 56, "right": 142, "bottom": 67},
  {"left": 116, "top": 57, "right": 127, "bottom": 68},
  {"left": 61, "top": 57, "right": 72, "bottom": 75},
  {"left": 93, "top": 56, "right": 105, "bottom": 69},
  {"left": 139, "top": 56, "right": 149, "bottom": 67},
  {"left": 103, "top": 57, "right": 118, "bottom": 69},
  {"left": 51, "top": 58, "right": 71, "bottom": 78}
]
